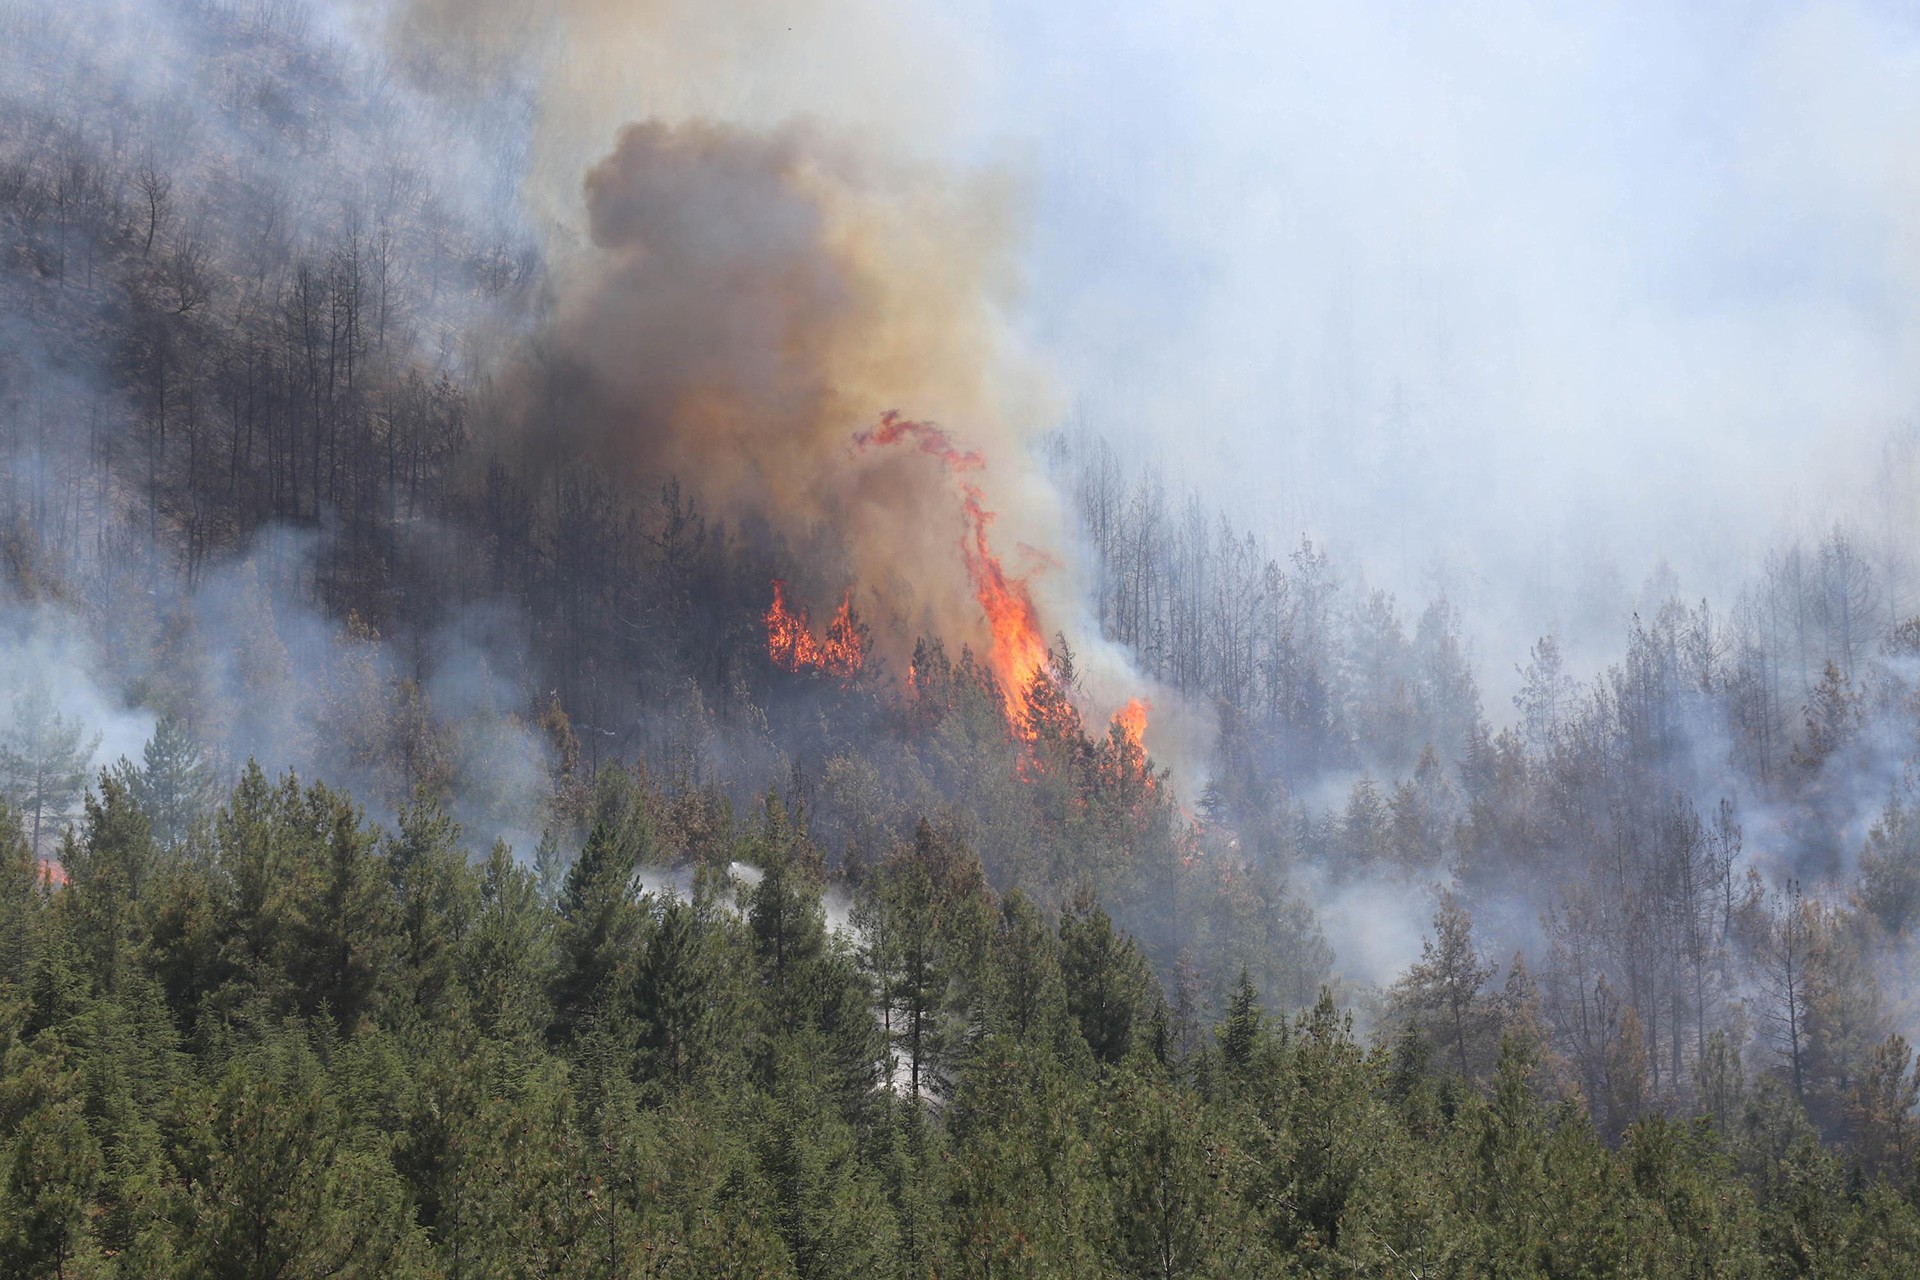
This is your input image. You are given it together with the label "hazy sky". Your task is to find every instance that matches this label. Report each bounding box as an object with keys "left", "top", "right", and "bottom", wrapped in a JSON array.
[
  {"left": 937, "top": 0, "right": 1920, "bottom": 652},
  {"left": 333, "top": 0, "right": 1920, "bottom": 673}
]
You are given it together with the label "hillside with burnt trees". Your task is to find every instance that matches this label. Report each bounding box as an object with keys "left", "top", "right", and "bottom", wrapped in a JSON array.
[{"left": 6, "top": 1, "right": 1920, "bottom": 1275}]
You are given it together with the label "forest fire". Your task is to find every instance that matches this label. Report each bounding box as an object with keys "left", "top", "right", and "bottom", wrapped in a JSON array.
[
  {"left": 854, "top": 413, "right": 1052, "bottom": 737},
  {"left": 765, "top": 580, "right": 868, "bottom": 678},
  {"left": 1112, "top": 697, "right": 1150, "bottom": 752},
  {"left": 837, "top": 412, "right": 1158, "bottom": 760}
]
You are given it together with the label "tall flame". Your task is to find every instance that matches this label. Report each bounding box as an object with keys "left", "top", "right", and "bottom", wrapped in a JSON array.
[
  {"left": 819, "top": 591, "right": 868, "bottom": 677},
  {"left": 854, "top": 413, "right": 1050, "bottom": 732},
  {"left": 766, "top": 580, "right": 867, "bottom": 678},
  {"left": 766, "top": 579, "right": 819, "bottom": 671},
  {"left": 1112, "top": 697, "right": 1150, "bottom": 752}
]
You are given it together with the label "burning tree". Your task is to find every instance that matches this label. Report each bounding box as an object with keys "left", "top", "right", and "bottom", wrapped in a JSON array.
[{"left": 764, "top": 582, "right": 871, "bottom": 679}]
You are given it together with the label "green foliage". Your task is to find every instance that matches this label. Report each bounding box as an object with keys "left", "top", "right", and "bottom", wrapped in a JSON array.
[
  {"left": 0, "top": 685, "right": 100, "bottom": 855},
  {"left": 551, "top": 764, "right": 654, "bottom": 1039},
  {"left": 857, "top": 818, "right": 992, "bottom": 1100},
  {"left": 0, "top": 803, "right": 38, "bottom": 982},
  {"left": 633, "top": 894, "right": 717, "bottom": 1091},
  {"left": 135, "top": 713, "right": 217, "bottom": 853},
  {"left": 1387, "top": 891, "right": 1503, "bottom": 1080},
  {"left": 947, "top": 1035, "right": 1102, "bottom": 1275},
  {"left": 1060, "top": 900, "right": 1158, "bottom": 1066},
  {"left": 463, "top": 839, "right": 552, "bottom": 1041},
  {"left": 0, "top": 1004, "right": 102, "bottom": 1280},
  {"left": 0, "top": 763, "right": 1914, "bottom": 1277},
  {"left": 168, "top": 1033, "right": 428, "bottom": 1277}
]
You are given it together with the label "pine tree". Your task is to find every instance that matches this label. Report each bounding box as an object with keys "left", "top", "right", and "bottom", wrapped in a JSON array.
[
  {"left": 1217, "top": 966, "right": 1264, "bottom": 1084},
  {"left": 462, "top": 839, "right": 553, "bottom": 1042},
  {"left": 175, "top": 1034, "right": 427, "bottom": 1277},
  {"left": 984, "top": 890, "right": 1068, "bottom": 1047},
  {"left": 211, "top": 761, "right": 298, "bottom": 1014},
  {"left": 0, "top": 1009, "right": 103, "bottom": 1280},
  {"left": 1270, "top": 990, "right": 1378, "bottom": 1258},
  {"left": 281, "top": 780, "right": 396, "bottom": 1031},
  {"left": 63, "top": 764, "right": 157, "bottom": 995},
  {"left": 1388, "top": 892, "right": 1498, "bottom": 1079},
  {"left": 551, "top": 765, "right": 653, "bottom": 1040},
  {"left": 1856, "top": 793, "right": 1920, "bottom": 938},
  {"left": 0, "top": 686, "right": 99, "bottom": 857},
  {"left": 387, "top": 799, "right": 478, "bottom": 1028},
  {"left": 1337, "top": 774, "right": 1390, "bottom": 872},
  {"left": 135, "top": 712, "right": 218, "bottom": 851},
  {"left": 946, "top": 1036, "right": 1101, "bottom": 1274},
  {"left": 1844, "top": 1034, "right": 1920, "bottom": 1183},
  {"left": 1757, "top": 881, "right": 1813, "bottom": 1105},
  {"left": 1060, "top": 902, "right": 1155, "bottom": 1066},
  {"left": 1514, "top": 634, "right": 1577, "bottom": 754},
  {"left": 746, "top": 792, "right": 825, "bottom": 998},
  {"left": 1795, "top": 660, "right": 1860, "bottom": 772},
  {"left": 0, "top": 804, "right": 37, "bottom": 983},
  {"left": 863, "top": 833, "right": 954, "bottom": 1100},
  {"left": 1098, "top": 1066, "right": 1244, "bottom": 1275},
  {"left": 633, "top": 895, "right": 711, "bottom": 1090}
]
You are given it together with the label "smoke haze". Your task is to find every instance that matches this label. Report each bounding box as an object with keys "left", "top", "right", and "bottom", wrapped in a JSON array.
[
  {"left": 378, "top": 0, "right": 1920, "bottom": 709},
  {"left": 966, "top": 0, "right": 1920, "bottom": 680},
  {"left": 8, "top": 0, "right": 1920, "bottom": 1039}
]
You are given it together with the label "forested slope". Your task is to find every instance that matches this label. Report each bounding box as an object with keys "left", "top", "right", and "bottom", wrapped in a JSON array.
[
  {"left": 4, "top": 2, "right": 1920, "bottom": 1274},
  {"left": 7, "top": 766, "right": 1920, "bottom": 1276}
]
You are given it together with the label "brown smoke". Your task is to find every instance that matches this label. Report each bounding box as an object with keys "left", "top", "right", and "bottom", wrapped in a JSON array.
[
  {"left": 382, "top": 0, "right": 981, "bottom": 234},
  {"left": 388, "top": 0, "right": 1061, "bottom": 663},
  {"left": 566, "top": 118, "right": 1051, "bottom": 651}
]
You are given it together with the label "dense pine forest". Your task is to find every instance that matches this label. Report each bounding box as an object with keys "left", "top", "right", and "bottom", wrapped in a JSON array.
[
  {"left": 6, "top": 0, "right": 1920, "bottom": 1274},
  {"left": 11, "top": 765, "right": 1920, "bottom": 1276}
]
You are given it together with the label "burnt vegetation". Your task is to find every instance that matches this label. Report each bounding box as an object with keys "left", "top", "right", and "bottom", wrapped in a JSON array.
[{"left": 5, "top": 2, "right": 1920, "bottom": 1275}]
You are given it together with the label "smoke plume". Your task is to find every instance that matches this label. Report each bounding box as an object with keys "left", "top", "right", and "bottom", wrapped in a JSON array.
[{"left": 390, "top": 0, "right": 1072, "bottom": 676}]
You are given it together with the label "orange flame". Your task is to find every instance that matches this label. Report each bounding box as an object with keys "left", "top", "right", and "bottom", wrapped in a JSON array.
[
  {"left": 767, "top": 580, "right": 868, "bottom": 678},
  {"left": 1099, "top": 695, "right": 1158, "bottom": 794},
  {"left": 819, "top": 592, "right": 868, "bottom": 677},
  {"left": 854, "top": 413, "right": 1050, "bottom": 734},
  {"left": 766, "top": 579, "right": 820, "bottom": 671},
  {"left": 1112, "top": 697, "right": 1150, "bottom": 751},
  {"left": 850, "top": 414, "right": 1159, "bottom": 771}
]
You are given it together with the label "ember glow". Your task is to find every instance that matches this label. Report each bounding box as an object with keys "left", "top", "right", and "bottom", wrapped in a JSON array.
[{"left": 765, "top": 580, "right": 867, "bottom": 678}]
